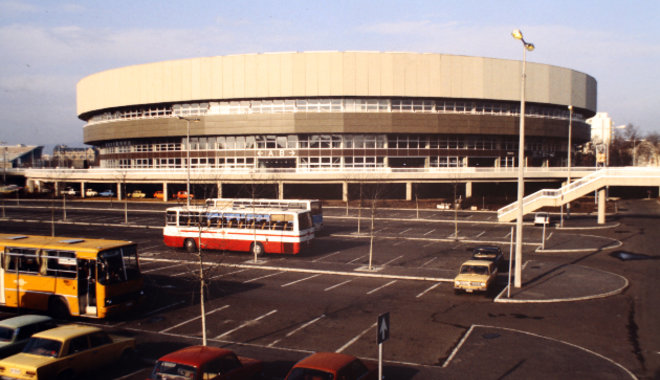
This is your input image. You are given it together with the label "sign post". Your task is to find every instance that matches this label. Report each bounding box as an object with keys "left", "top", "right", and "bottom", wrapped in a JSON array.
[{"left": 377, "top": 312, "right": 390, "bottom": 379}]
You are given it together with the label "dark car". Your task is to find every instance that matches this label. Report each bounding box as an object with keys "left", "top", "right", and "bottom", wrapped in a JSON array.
[
  {"left": 285, "top": 352, "right": 377, "bottom": 380},
  {"left": 471, "top": 246, "right": 504, "bottom": 269},
  {"left": 0, "top": 315, "right": 56, "bottom": 358},
  {"left": 148, "top": 345, "right": 263, "bottom": 380}
]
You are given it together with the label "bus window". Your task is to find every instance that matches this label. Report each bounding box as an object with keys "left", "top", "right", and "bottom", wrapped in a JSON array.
[
  {"left": 166, "top": 211, "right": 178, "bottom": 226},
  {"left": 44, "top": 250, "right": 77, "bottom": 278},
  {"left": 97, "top": 245, "right": 139, "bottom": 285},
  {"left": 5, "top": 248, "right": 41, "bottom": 274},
  {"left": 298, "top": 212, "right": 313, "bottom": 231}
]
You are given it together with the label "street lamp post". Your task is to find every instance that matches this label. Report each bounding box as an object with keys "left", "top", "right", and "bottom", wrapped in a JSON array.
[
  {"left": 512, "top": 29, "right": 534, "bottom": 289},
  {"left": 566, "top": 105, "right": 573, "bottom": 218},
  {"left": 178, "top": 116, "right": 200, "bottom": 208}
]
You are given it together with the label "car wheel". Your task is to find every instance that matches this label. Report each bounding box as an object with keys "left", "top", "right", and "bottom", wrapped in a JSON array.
[
  {"left": 184, "top": 238, "right": 197, "bottom": 253},
  {"left": 250, "top": 242, "right": 264, "bottom": 256}
]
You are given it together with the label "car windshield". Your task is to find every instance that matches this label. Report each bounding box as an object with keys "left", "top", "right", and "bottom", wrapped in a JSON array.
[
  {"left": 0, "top": 326, "right": 14, "bottom": 342},
  {"left": 287, "top": 368, "right": 334, "bottom": 380},
  {"left": 23, "top": 337, "right": 61, "bottom": 357},
  {"left": 151, "top": 361, "right": 198, "bottom": 380},
  {"left": 460, "top": 265, "right": 488, "bottom": 275}
]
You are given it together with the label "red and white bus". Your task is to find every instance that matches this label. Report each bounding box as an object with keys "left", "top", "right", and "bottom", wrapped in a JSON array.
[
  {"left": 163, "top": 206, "right": 315, "bottom": 255},
  {"left": 205, "top": 198, "right": 323, "bottom": 231}
]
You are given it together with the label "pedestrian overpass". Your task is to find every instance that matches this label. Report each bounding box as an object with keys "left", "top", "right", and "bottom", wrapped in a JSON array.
[{"left": 497, "top": 168, "right": 660, "bottom": 224}]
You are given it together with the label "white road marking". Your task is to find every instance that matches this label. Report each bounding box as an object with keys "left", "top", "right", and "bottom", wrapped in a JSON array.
[
  {"left": 423, "top": 229, "right": 435, "bottom": 236},
  {"left": 268, "top": 314, "right": 326, "bottom": 347},
  {"left": 367, "top": 280, "right": 398, "bottom": 295},
  {"left": 312, "top": 251, "right": 342, "bottom": 262},
  {"left": 336, "top": 322, "right": 377, "bottom": 353},
  {"left": 348, "top": 255, "right": 365, "bottom": 264},
  {"left": 160, "top": 305, "right": 229, "bottom": 333},
  {"left": 281, "top": 274, "right": 321, "bottom": 287},
  {"left": 142, "top": 263, "right": 186, "bottom": 273},
  {"left": 416, "top": 282, "right": 442, "bottom": 298},
  {"left": 422, "top": 257, "right": 437, "bottom": 267},
  {"left": 209, "top": 268, "right": 249, "bottom": 280},
  {"left": 214, "top": 309, "right": 278, "bottom": 339},
  {"left": 243, "top": 271, "right": 284, "bottom": 283},
  {"left": 399, "top": 228, "right": 412, "bottom": 235},
  {"left": 324, "top": 279, "right": 352, "bottom": 291},
  {"left": 383, "top": 255, "right": 403, "bottom": 266}
]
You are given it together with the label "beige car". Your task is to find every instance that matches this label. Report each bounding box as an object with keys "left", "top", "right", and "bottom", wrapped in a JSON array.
[
  {"left": 453, "top": 260, "right": 497, "bottom": 293},
  {"left": 0, "top": 324, "right": 135, "bottom": 379},
  {"left": 129, "top": 190, "right": 146, "bottom": 198}
]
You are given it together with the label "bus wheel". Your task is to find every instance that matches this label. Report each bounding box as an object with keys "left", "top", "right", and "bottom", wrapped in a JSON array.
[
  {"left": 49, "top": 297, "right": 70, "bottom": 320},
  {"left": 184, "top": 238, "right": 197, "bottom": 253},
  {"left": 250, "top": 242, "right": 264, "bottom": 256}
]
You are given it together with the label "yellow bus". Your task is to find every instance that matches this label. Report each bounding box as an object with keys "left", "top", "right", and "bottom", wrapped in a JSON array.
[{"left": 0, "top": 234, "right": 144, "bottom": 319}]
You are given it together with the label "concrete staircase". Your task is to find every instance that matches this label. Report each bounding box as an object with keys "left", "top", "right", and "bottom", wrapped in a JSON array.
[{"left": 497, "top": 167, "right": 660, "bottom": 222}]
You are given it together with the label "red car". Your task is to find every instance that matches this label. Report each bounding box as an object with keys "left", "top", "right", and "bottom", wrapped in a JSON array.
[
  {"left": 147, "top": 345, "right": 263, "bottom": 380},
  {"left": 285, "top": 352, "right": 377, "bottom": 380},
  {"left": 174, "top": 191, "right": 194, "bottom": 199}
]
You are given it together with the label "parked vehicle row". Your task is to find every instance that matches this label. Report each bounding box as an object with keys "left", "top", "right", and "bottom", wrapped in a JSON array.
[{"left": 0, "top": 313, "right": 373, "bottom": 380}]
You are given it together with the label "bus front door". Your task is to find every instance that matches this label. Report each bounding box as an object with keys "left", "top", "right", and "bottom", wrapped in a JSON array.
[{"left": 77, "top": 259, "right": 97, "bottom": 316}]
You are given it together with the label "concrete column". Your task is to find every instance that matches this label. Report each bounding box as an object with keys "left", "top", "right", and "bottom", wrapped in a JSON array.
[
  {"left": 597, "top": 188, "right": 606, "bottom": 224},
  {"left": 163, "top": 182, "right": 168, "bottom": 202},
  {"left": 342, "top": 182, "right": 348, "bottom": 202},
  {"left": 54, "top": 182, "right": 60, "bottom": 196},
  {"left": 406, "top": 182, "right": 412, "bottom": 201},
  {"left": 116, "top": 182, "right": 122, "bottom": 200},
  {"left": 465, "top": 181, "right": 472, "bottom": 199},
  {"left": 81, "top": 182, "right": 86, "bottom": 199},
  {"left": 278, "top": 182, "right": 284, "bottom": 200},
  {"left": 216, "top": 182, "right": 222, "bottom": 198}
]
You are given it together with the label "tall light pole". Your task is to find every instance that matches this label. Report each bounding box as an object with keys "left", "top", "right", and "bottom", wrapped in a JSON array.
[
  {"left": 512, "top": 29, "right": 534, "bottom": 288},
  {"left": 566, "top": 105, "right": 573, "bottom": 218},
  {"left": 178, "top": 116, "right": 200, "bottom": 208}
]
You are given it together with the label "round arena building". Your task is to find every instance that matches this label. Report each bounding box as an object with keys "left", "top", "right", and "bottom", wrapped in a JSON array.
[{"left": 76, "top": 51, "right": 596, "bottom": 201}]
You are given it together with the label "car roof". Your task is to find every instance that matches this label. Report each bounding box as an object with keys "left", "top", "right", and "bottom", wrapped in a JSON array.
[
  {"left": 0, "top": 315, "right": 53, "bottom": 329},
  {"left": 158, "top": 346, "right": 234, "bottom": 367},
  {"left": 31, "top": 324, "right": 101, "bottom": 341},
  {"left": 461, "top": 260, "right": 493, "bottom": 267},
  {"left": 293, "top": 352, "right": 358, "bottom": 372}
]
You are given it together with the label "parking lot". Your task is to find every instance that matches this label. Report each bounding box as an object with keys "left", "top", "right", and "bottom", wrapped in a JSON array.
[{"left": 0, "top": 198, "right": 656, "bottom": 379}]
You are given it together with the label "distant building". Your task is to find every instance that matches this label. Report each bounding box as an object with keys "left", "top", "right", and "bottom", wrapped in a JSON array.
[
  {"left": 51, "top": 145, "right": 98, "bottom": 169},
  {"left": 0, "top": 144, "right": 43, "bottom": 170}
]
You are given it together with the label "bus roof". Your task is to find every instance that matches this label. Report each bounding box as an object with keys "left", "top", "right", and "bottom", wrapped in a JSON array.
[
  {"left": 0, "top": 234, "right": 135, "bottom": 255},
  {"left": 166, "top": 206, "right": 309, "bottom": 215}
]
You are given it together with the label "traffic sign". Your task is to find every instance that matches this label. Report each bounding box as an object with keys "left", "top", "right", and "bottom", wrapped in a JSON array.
[{"left": 378, "top": 312, "right": 390, "bottom": 344}]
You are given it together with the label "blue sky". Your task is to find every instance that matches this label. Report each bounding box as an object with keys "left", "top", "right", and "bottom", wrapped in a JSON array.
[{"left": 1, "top": 0, "right": 658, "bottom": 148}]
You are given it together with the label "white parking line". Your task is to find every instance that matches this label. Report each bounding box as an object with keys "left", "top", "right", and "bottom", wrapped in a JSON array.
[
  {"left": 243, "top": 271, "right": 284, "bottom": 283},
  {"left": 281, "top": 274, "right": 321, "bottom": 287},
  {"left": 160, "top": 305, "right": 230, "bottom": 333},
  {"left": 504, "top": 231, "right": 512, "bottom": 238},
  {"left": 416, "top": 282, "right": 442, "bottom": 298},
  {"left": 399, "top": 228, "right": 412, "bottom": 235},
  {"left": 367, "top": 280, "right": 397, "bottom": 295},
  {"left": 268, "top": 314, "right": 326, "bottom": 347},
  {"left": 348, "top": 255, "right": 365, "bottom": 264},
  {"left": 214, "top": 309, "right": 278, "bottom": 339},
  {"left": 475, "top": 231, "right": 486, "bottom": 238},
  {"left": 312, "top": 251, "right": 342, "bottom": 262},
  {"left": 324, "top": 279, "right": 352, "bottom": 291},
  {"left": 547, "top": 232, "right": 554, "bottom": 240},
  {"left": 423, "top": 229, "right": 435, "bottom": 236},
  {"left": 209, "top": 268, "right": 249, "bottom": 280},
  {"left": 336, "top": 322, "right": 377, "bottom": 353},
  {"left": 142, "top": 263, "right": 187, "bottom": 273},
  {"left": 383, "top": 255, "right": 403, "bottom": 266},
  {"left": 422, "top": 257, "right": 437, "bottom": 267}
]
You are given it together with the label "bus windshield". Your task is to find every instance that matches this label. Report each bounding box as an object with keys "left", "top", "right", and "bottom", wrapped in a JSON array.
[
  {"left": 97, "top": 245, "right": 140, "bottom": 285},
  {"left": 298, "top": 212, "right": 313, "bottom": 231}
]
